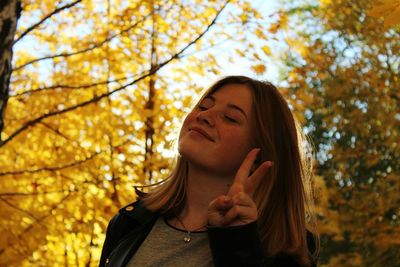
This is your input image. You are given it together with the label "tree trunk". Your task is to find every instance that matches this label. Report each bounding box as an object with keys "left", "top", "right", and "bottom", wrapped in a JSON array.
[
  {"left": 143, "top": 0, "right": 158, "bottom": 183},
  {"left": 0, "top": 0, "right": 21, "bottom": 141}
]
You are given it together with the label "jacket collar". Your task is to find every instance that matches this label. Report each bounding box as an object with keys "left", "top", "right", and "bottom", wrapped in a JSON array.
[{"left": 119, "top": 200, "right": 158, "bottom": 226}]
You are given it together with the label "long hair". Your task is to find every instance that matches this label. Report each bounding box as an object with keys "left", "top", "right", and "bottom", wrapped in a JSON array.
[{"left": 142, "top": 76, "right": 319, "bottom": 266}]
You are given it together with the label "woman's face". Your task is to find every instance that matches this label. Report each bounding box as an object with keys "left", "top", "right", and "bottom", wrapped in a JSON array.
[{"left": 178, "top": 84, "right": 254, "bottom": 176}]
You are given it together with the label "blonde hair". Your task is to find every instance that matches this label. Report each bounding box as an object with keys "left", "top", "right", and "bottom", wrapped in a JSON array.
[{"left": 142, "top": 76, "right": 319, "bottom": 266}]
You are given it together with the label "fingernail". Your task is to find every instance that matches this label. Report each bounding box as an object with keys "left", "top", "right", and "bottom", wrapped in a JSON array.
[{"left": 267, "top": 162, "right": 274, "bottom": 169}]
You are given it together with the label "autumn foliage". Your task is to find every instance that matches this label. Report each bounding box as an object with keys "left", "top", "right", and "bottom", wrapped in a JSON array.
[
  {"left": 278, "top": 0, "right": 400, "bottom": 265},
  {"left": 0, "top": 0, "right": 399, "bottom": 266},
  {"left": 0, "top": 0, "right": 271, "bottom": 266}
]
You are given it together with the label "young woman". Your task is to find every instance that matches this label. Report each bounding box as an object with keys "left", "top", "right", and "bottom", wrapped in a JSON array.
[{"left": 99, "top": 76, "right": 319, "bottom": 267}]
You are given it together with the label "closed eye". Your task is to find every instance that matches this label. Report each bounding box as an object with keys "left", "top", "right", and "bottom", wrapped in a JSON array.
[
  {"left": 224, "top": 116, "right": 237, "bottom": 123},
  {"left": 197, "top": 105, "right": 207, "bottom": 110}
]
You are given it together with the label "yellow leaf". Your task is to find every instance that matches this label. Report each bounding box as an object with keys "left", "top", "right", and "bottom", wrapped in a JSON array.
[
  {"left": 268, "top": 23, "right": 279, "bottom": 34},
  {"left": 253, "top": 52, "right": 261, "bottom": 61},
  {"left": 251, "top": 64, "right": 266, "bottom": 74},
  {"left": 235, "top": 48, "right": 246, "bottom": 57},
  {"left": 261, "top": 45, "right": 271, "bottom": 56},
  {"left": 286, "top": 38, "right": 309, "bottom": 57}
]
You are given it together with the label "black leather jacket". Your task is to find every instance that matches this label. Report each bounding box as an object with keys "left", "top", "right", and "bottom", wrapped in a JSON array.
[{"left": 99, "top": 201, "right": 316, "bottom": 267}]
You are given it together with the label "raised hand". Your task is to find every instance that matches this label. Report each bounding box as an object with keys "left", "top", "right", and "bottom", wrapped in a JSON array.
[{"left": 207, "top": 148, "right": 274, "bottom": 227}]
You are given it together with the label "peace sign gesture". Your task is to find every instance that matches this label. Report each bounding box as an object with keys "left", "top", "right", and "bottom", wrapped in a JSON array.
[{"left": 208, "top": 148, "right": 274, "bottom": 227}]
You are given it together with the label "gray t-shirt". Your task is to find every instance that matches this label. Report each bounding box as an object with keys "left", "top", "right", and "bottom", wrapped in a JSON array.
[{"left": 127, "top": 216, "right": 214, "bottom": 267}]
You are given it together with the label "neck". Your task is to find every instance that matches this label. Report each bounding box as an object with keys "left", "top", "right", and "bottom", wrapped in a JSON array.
[{"left": 178, "top": 162, "right": 234, "bottom": 229}]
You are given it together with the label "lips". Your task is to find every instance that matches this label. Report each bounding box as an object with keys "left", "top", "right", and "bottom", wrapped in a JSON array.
[{"left": 189, "top": 126, "right": 215, "bottom": 142}]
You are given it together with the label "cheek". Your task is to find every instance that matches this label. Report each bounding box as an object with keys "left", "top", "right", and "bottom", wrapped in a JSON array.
[
  {"left": 216, "top": 130, "right": 252, "bottom": 165},
  {"left": 223, "top": 128, "right": 252, "bottom": 148},
  {"left": 184, "top": 111, "right": 197, "bottom": 125},
  {"left": 179, "top": 112, "right": 196, "bottom": 137}
]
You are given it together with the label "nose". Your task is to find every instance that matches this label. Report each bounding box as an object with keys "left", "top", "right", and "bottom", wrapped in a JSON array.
[{"left": 196, "top": 109, "right": 215, "bottom": 127}]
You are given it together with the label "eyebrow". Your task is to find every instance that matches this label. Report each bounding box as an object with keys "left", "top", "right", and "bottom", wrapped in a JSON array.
[{"left": 205, "top": 95, "right": 248, "bottom": 120}]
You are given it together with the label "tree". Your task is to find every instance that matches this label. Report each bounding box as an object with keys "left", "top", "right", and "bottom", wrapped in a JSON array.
[
  {"left": 0, "top": 0, "right": 273, "bottom": 265},
  {"left": 0, "top": 0, "right": 21, "bottom": 141},
  {"left": 275, "top": 0, "right": 400, "bottom": 265}
]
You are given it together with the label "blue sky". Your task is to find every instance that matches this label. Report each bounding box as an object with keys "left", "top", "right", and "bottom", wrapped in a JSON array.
[
  {"left": 218, "top": 0, "right": 280, "bottom": 82},
  {"left": 12, "top": 0, "right": 282, "bottom": 93}
]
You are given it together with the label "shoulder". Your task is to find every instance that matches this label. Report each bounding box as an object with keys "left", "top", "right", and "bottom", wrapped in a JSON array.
[
  {"left": 99, "top": 200, "right": 159, "bottom": 266},
  {"left": 120, "top": 199, "right": 158, "bottom": 222},
  {"left": 107, "top": 200, "right": 158, "bottom": 236}
]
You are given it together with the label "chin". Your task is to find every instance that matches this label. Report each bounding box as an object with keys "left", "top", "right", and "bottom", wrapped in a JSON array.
[
  {"left": 177, "top": 146, "right": 197, "bottom": 162},
  {"left": 177, "top": 141, "right": 193, "bottom": 159},
  {"left": 178, "top": 135, "right": 201, "bottom": 154}
]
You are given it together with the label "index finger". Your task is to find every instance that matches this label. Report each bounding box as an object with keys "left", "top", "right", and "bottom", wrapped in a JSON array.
[{"left": 229, "top": 148, "right": 260, "bottom": 194}]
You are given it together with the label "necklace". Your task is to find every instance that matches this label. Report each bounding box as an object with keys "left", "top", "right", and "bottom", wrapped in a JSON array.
[{"left": 175, "top": 217, "right": 207, "bottom": 243}]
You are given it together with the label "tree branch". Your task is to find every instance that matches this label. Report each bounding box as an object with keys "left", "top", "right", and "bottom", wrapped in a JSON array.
[
  {"left": 0, "top": 132, "right": 132, "bottom": 176},
  {"left": 10, "top": 73, "right": 136, "bottom": 98},
  {"left": 16, "top": 191, "right": 74, "bottom": 237},
  {"left": 0, "top": 188, "right": 76, "bottom": 257},
  {"left": 13, "top": 0, "right": 82, "bottom": 44},
  {"left": 0, "top": 190, "right": 66, "bottom": 197},
  {"left": 1, "top": 0, "right": 230, "bottom": 148},
  {"left": 0, "top": 151, "right": 100, "bottom": 176},
  {"left": 12, "top": 5, "right": 154, "bottom": 71},
  {"left": 39, "top": 121, "right": 72, "bottom": 141},
  {"left": 0, "top": 196, "right": 39, "bottom": 219}
]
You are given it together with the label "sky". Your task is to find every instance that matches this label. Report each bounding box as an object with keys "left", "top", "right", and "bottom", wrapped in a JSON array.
[
  {"left": 12, "top": 0, "right": 282, "bottom": 94},
  {"left": 218, "top": 0, "right": 280, "bottom": 82}
]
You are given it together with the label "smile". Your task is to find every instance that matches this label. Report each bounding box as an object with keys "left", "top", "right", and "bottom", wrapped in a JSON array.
[{"left": 189, "top": 127, "right": 215, "bottom": 142}]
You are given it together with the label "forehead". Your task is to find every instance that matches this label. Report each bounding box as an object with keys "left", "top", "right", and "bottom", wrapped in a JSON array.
[{"left": 206, "top": 84, "right": 253, "bottom": 113}]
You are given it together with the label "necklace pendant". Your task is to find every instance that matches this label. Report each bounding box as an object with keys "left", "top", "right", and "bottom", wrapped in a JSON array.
[{"left": 184, "top": 235, "right": 191, "bottom": 243}]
